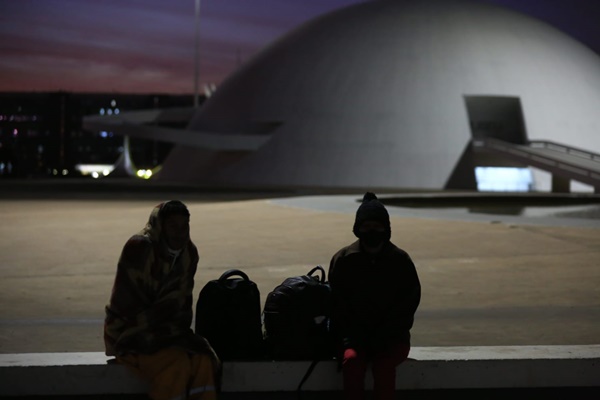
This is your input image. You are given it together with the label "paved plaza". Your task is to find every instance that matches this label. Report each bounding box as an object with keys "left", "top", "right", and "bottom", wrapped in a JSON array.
[{"left": 0, "top": 180, "right": 599, "bottom": 355}]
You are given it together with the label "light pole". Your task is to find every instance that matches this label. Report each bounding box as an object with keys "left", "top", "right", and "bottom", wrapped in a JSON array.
[{"left": 194, "top": 0, "right": 201, "bottom": 108}]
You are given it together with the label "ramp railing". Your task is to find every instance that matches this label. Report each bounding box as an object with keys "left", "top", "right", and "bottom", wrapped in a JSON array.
[
  {"left": 528, "top": 140, "right": 600, "bottom": 162},
  {"left": 472, "top": 138, "right": 600, "bottom": 190}
]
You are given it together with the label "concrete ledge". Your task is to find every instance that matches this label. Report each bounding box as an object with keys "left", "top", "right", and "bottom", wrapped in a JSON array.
[{"left": 0, "top": 346, "right": 599, "bottom": 396}]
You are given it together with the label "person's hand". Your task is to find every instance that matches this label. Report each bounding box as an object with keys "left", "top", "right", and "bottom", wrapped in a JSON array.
[{"left": 187, "top": 334, "right": 221, "bottom": 366}]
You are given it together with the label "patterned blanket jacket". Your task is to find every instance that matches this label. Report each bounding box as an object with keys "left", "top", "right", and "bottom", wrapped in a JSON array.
[{"left": 104, "top": 203, "right": 206, "bottom": 356}]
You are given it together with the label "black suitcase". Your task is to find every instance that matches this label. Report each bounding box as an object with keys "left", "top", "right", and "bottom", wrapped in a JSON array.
[{"left": 195, "top": 269, "right": 264, "bottom": 360}]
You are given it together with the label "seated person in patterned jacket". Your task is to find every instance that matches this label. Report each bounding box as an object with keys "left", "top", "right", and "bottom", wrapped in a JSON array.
[{"left": 104, "top": 200, "right": 220, "bottom": 400}]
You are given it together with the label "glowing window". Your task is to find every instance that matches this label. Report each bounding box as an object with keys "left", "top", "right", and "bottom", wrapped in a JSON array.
[{"left": 475, "top": 167, "right": 532, "bottom": 192}]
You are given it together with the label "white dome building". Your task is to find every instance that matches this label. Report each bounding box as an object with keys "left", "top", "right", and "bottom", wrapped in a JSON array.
[{"left": 157, "top": 0, "right": 600, "bottom": 192}]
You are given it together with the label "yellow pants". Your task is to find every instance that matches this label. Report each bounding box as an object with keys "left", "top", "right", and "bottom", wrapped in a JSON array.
[{"left": 118, "top": 347, "right": 218, "bottom": 400}]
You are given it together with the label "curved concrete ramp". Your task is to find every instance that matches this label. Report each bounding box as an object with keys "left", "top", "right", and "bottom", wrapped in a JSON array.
[{"left": 473, "top": 138, "right": 600, "bottom": 192}]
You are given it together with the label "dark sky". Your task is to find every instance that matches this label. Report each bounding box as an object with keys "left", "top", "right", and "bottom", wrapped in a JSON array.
[{"left": 1, "top": 0, "right": 598, "bottom": 94}]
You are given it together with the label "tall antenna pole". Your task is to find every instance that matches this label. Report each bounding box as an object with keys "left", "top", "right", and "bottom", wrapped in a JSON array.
[{"left": 194, "top": 0, "right": 201, "bottom": 107}]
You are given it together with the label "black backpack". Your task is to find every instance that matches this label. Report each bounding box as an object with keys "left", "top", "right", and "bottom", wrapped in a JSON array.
[
  {"left": 263, "top": 265, "right": 335, "bottom": 361},
  {"left": 195, "top": 269, "right": 264, "bottom": 360}
]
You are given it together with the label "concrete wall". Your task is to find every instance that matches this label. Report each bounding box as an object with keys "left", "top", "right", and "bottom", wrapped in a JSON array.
[{"left": 1, "top": 346, "right": 599, "bottom": 397}]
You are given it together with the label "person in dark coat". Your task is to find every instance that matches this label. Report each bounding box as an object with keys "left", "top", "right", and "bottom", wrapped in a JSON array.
[{"left": 328, "top": 192, "right": 421, "bottom": 400}]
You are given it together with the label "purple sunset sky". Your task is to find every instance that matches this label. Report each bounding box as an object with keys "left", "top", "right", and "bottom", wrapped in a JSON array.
[{"left": 1, "top": 0, "right": 599, "bottom": 94}]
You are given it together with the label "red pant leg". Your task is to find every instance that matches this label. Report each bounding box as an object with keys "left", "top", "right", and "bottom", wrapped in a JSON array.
[
  {"left": 371, "top": 342, "right": 410, "bottom": 400},
  {"left": 342, "top": 347, "right": 369, "bottom": 400}
]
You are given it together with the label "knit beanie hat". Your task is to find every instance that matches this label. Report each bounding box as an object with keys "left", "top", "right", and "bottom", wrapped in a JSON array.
[{"left": 352, "top": 192, "right": 391, "bottom": 238}]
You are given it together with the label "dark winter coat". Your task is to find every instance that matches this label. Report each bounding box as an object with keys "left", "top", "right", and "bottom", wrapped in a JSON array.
[{"left": 328, "top": 240, "right": 421, "bottom": 351}]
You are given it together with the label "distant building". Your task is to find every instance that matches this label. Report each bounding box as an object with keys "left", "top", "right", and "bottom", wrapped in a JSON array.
[
  {"left": 85, "top": 0, "right": 600, "bottom": 193},
  {"left": 0, "top": 92, "right": 194, "bottom": 178},
  {"left": 170, "top": 0, "right": 600, "bottom": 192}
]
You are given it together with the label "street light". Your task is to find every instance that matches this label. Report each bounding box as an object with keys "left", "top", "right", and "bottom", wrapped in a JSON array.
[{"left": 194, "top": 0, "right": 202, "bottom": 108}]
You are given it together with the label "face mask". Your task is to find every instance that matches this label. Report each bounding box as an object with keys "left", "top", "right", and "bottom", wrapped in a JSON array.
[{"left": 360, "top": 231, "right": 387, "bottom": 247}]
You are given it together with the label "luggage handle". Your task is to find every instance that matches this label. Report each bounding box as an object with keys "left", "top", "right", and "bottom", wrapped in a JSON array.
[
  {"left": 219, "top": 269, "right": 250, "bottom": 282},
  {"left": 307, "top": 265, "right": 325, "bottom": 283}
]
